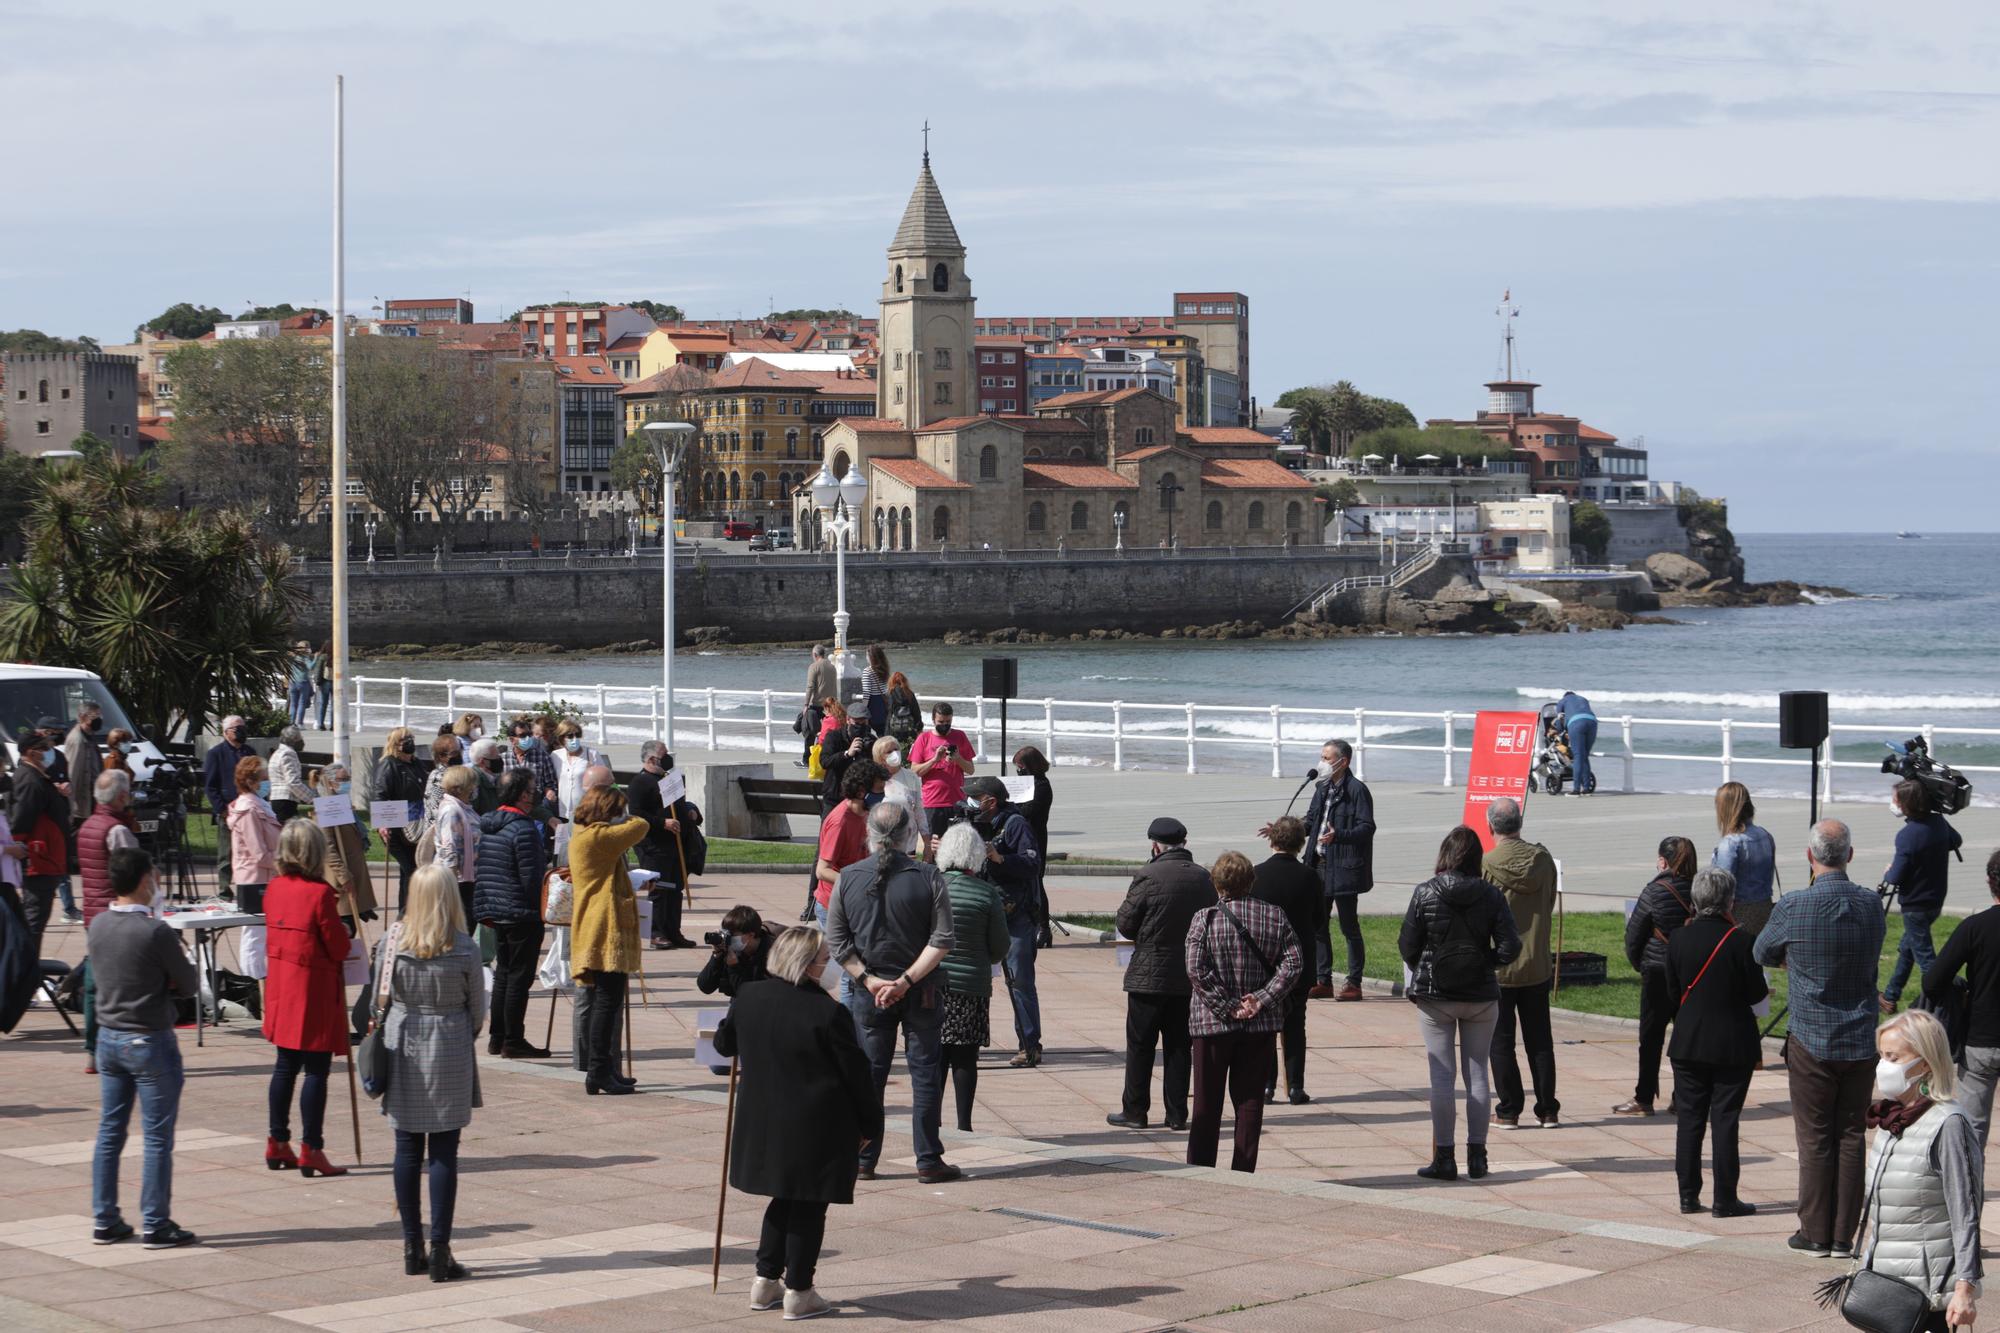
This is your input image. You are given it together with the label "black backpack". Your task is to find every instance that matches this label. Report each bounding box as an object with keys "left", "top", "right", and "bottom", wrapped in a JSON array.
[{"left": 1429, "top": 891, "right": 1490, "bottom": 994}]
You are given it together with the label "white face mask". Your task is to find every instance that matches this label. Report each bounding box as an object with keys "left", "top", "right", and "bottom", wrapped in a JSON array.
[
  {"left": 885, "top": 751, "right": 903, "bottom": 770},
  {"left": 1875, "top": 1056, "right": 1922, "bottom": 1098},
  {"left": 470, "top": 727, "right": 483, "bottom": 740}
]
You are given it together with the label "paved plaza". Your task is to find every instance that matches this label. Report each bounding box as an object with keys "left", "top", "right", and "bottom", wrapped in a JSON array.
[{"left": 2, "top": 863, "right": 1925, "bottom": 1332}]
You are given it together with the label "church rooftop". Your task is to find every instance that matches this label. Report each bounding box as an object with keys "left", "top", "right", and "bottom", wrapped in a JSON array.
[{"left": 890, "top": 161, "right": 964, "bottom": 255}]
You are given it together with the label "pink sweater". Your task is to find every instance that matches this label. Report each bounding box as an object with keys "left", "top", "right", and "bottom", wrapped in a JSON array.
[{"left": 228, "top": 794, "right": 281, "bottom": 885}]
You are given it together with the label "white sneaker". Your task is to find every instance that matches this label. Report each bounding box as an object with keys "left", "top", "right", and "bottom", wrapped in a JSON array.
[
  {"left": 783, "top": 1287, "right": 831, "bottom": 1320},
  {"left": 749, "top": 1276, "right": 784, "bottom": 1310}
]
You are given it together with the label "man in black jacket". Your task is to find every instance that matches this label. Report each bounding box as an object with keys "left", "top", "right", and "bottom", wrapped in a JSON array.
[
  {"left": 1299, "top": 740, "right": 1375, "bottom": 1002},
  {"left": 629, "top": 741, "right": 701, "bottom": 950},
  {"left": 1925, "top": 848, "right": 2000, "bottom": 1149},
  {"left": 1251, "top": 816, "right": 1320, "bottom": 1105},
  {"left": 200, "top": 716, "right": 255, "bottom": 893},
  {"left": 1108, "top": 816, "right": 1212, "bottom": 1131},
  {"left": 967, "top": 776, "right": 1045, "bottom": 1068},
  {"left": 474, "top": 769, "right": 549, "bottom": 1059}
]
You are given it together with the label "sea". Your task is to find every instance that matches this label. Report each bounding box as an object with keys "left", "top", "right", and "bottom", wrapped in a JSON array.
[{"left": 355, "top": 532, "right": 1999, "bottom": 798}]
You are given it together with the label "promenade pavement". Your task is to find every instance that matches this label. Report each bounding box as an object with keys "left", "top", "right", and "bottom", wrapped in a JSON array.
[{"left": 3, "top": 870, "right": 1905, "bottom": 1332}]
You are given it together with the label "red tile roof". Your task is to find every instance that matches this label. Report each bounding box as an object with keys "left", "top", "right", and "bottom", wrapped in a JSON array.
[
  {"left": 1114, "top": 444, "right": 1198, "bottom": 464},
  {"left": 1200, "top": 458, "right": 1313, "bottom": 489},
  {"left": 837, "top": 418, "right": 913, "bottom": 435},
  {"left": 1179, "top": 427, "right": 1271, "bottom": 447},
  {"left": 783, "top": 370, "right": 876, "bottom": 397},
  {"left": 1578, "top": 423, "right": 1618, "bottom": 442},
  {"left": 553, "top": 355, "right": 621, "bottom": 384},
  {"left": 604, "top": 334, "right": 648, "bottom": 353},
  {"left": 704, "top": 358, "right": 817, "bottom": 391},
  {"left": 1022, "top": 417, "right": 1088, "bottom": 434},
  {"left": 914, "top": 414, "right": 1034, "bottom": 433},
  {"left": 1022, "top": 461, "right": 1137, "bottom": 490},
  {"left": 1034, "top": 389, "right": 1114, "bottom": 410},
  {"left": 871, "top": 456, "right": 970, "bottom": 489}
]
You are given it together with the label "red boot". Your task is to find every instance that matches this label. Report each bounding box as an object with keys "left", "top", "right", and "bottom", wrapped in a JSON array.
[
  {"left": 298, "top": 1146, "right": 348, "bottom": 1178},
  {"left": 265, "top": 1138, "right": 299, "bottom": 1171}
]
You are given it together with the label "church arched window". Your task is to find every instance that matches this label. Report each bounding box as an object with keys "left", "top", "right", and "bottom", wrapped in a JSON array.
[
  {"left": 978, "top": 444, "right": 997, "bottom": 479},
  {"left": 1248, "top": 501, "right": 1265, "bottom": 530},
  {"left": 932, "top": 263, "right": 949, "bottom": 292},
  {"left": 1205, "top": 499, "right": 1223, "bottom": 531},
  {"left": 1027, "top": 501, "right": 1046, "bottom": 532},
  {"left": 933, "top": 348, "right": 951, "bottom": 369},
  {"left": 932, "top": 506, "right": 950, "bottom": 541},
  {"left": 894, "top": 265, "right": 904, "bottom": 293},
  {"left": 1070, "top": 501, "right": 1089, "bottom": 532}
]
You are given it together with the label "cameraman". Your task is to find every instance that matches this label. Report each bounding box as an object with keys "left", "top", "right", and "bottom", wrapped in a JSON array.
[
  {"left": 698, "top": 906, "right": 777, "bottom": 998},
  {"left": 1881, "top": 778, "right": 1964, "bottom": 1016}
]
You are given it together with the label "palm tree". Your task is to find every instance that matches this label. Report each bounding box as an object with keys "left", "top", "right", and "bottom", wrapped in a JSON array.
[
  {"left": 0, "top": 455, "right": 302, "bottom": 741},
  {"left": 1326, "top": 381, "right": 1365, "bottom": 456},
  {"left": 1288, "top": 393, "right": 1335, "bottom": 456}
]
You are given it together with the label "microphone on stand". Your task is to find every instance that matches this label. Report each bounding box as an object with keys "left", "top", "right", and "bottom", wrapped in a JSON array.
[{"left": 1283, "top": 768, "right": 1321, "bottom": 818}]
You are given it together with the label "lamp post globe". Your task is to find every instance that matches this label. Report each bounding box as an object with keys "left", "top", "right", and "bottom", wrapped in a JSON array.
[
  {"left": 642, "top": 420, "right": 696, "bottom": 751},
  {"left": 808, "top": 466, "right": 840, "bottom": 513},
  {"left": 836, "top": 468, "right": 867, "bottom": 513}
]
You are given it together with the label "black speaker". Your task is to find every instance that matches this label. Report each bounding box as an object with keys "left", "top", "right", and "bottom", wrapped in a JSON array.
[
  {"left": 982, "top": 656, "right": 1019, "bottom": 700},
  {"left": 1778, "top": 690, "right": 1828, "bottom": 750}
]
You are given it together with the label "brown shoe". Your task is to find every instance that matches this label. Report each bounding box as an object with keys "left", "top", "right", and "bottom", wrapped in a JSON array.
[
  {"left": 916, "top": 1163, "right": 962, "bottom": 1185},
  {"left": 1307, "top": 983, "right": 1336, "bottom": 999},
  {"left": 1611, "top": 1099, "right": 1654, "bottom": 1117},
  {"left": 1335, "top": 983, "right": 1363, "bottom": 1002}
]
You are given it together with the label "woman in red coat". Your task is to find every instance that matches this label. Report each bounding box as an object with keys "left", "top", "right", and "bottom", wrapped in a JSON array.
[{"left": 262, "top": 818, "right": 353, "bottom": 1178}]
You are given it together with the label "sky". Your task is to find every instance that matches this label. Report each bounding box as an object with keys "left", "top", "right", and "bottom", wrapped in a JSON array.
[{"left": 4, "top": 0, "right": 1997, "bottom": 532}]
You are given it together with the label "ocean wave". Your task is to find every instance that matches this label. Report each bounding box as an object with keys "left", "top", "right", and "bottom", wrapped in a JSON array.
[
  {"left": 1079, "top": 674, "right": 1169, "bottom": 683},
  {"left": 1514, "top": 687, "right": 2000, "bottom": 713}
]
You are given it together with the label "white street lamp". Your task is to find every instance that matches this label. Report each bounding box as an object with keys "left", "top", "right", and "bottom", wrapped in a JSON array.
[
  {"left": 1113, "top": 505, "right": 1127, "bottom": 553},
  {"left": 810, "top": 464, "right": 867, "bottom": 660},
  {"left": 644, "top": 421, "right": 696, "bottom": 751},
  {"left": 364, "top": 515, "right": 377, "bottom": 566}
]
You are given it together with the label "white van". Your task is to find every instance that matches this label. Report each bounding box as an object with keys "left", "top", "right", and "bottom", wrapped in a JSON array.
[{"left": 0, "top": 663, "right": 178, "bottom": 834}]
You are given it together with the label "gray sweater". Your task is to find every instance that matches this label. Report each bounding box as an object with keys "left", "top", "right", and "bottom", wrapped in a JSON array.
[{"left": 88, "top": 908, "right": 199, "bottom": 1032}]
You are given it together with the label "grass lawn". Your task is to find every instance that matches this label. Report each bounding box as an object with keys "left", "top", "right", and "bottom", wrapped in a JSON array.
[
  {"left": 710, "top": 838, "right": 814, "bottom": 865},
  {"left": 1056, "top": 908, "right": 1943, "bottom": 1038}
]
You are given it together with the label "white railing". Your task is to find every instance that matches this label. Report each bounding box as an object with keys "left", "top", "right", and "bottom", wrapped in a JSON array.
[{"left": 345, "top": 674, "right": 1999, "bottom": 803}]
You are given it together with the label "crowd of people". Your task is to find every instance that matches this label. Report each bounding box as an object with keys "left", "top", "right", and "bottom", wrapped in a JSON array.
[{"left": 3, "top": 678, "right": 1995, "bottom": 1329}]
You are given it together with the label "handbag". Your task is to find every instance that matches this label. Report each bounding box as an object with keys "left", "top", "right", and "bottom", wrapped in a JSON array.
[
  {"left": 355, "top": 925, "right": 401, "bottom": 1100},
  {"left": 1814, "top": 1139, "right": 1933, "bottom": 1333}
]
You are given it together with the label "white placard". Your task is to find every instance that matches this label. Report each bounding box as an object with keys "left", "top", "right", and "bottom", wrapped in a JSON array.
[
  {"left": 1002, "top": 776, "right": 1036, "bottom": 804},
  {"left": 369, "top": 799, "right": 411, "bottom": 830},
  {"left": 313, "top": 795, "right": 355, "bottom": 828},
  {"left": 659, "top": 770, "right": 686, "bottom": 807},
  {"left": 693, "top": 1006, "right": 730, "bottom": 1069}
]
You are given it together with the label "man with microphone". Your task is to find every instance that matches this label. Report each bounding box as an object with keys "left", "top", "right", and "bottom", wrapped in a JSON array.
[{"left": 1295, "top": 740, "right": 1375, "bottom": 1001}]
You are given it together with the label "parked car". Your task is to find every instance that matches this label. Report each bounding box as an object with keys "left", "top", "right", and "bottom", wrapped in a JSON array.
[
  {"left": 771, "top": 530, "right": 795, "bottom": 550},
  {"left": 747, "top": 533, "right": 773, "bottom": 552},
  {"left": 721, "top": 520, "right": 757, "bottom": 541}
]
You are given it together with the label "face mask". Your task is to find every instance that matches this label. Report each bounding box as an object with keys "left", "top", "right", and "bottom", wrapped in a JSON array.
[
  {"left": 119, "top": 742, "right": 136, "bottom": 754},
  {"left": 885, "top": 751, "right": 903, "bottom": 770},
  {"left": 1876, "top": 1056, "right": 1922, "bottom": 1098},
  {"left": 1889, "top": 801, "right": 1901, "bottom": 816},
  {"left": 934, "top": 721, "right": 950, "bottom": 736},
  {"left": 564, "top": 738, "right": 582, "bottom": 754},
  {"left": 863, "top": 791, "right": 884, "bottom": 809},
  {"left": 88, "top": 717, "right": 103, "bottom": 732},
  {"left": 336, "top": 781, "right": 352, "bottom": 796},
  {"left": 399, "top": 740, "right": 415, "bottom": 755},
  {"left": 470, "top": 727, "right": 483, "bottom": 739},
  {"left": 516, "top": 735, "right": 536, "bottom": 752},
  {"left": 257, "top": 780, "right": 271, "bottom": 799},
  {"left": 483, "top": 760, "right": 503, "bottom": 774}
]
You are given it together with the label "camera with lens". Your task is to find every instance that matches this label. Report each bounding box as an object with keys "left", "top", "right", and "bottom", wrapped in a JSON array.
[
  {"left": 702, "top": 930, "right": 729, "bottom": 949},
  {"left": 1881, "top": 736, "right": 1973, "bottom": 816}
]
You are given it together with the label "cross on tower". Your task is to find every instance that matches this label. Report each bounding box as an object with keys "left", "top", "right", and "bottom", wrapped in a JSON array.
[{"left": 922, "top": 119, "right": 930, "bottom": 167}]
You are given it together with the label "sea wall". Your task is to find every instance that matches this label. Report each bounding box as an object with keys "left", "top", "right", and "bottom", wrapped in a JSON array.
[
  {"left": 1601, "top": 504, "right": 1698, "bottom": 567},
  {"left": 296, "top": 548, "right": 1392, "bottom": 646}
]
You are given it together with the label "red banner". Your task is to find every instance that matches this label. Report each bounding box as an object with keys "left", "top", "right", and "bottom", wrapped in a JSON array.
[{"left": 1462, "top": 710, "right": 1538, "bottom": 850}]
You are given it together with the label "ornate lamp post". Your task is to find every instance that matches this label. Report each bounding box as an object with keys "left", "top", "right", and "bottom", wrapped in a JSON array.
[
  {"left": 364, "top": 515, "right": 378, "bottom": 567},
  {"left": 1157, "top": 475, "right": 1184, "bottom": 549},
  {"left": 808, "top": 463, "right": 868, "bottom": 661},
  {"left": 643, "top": 421, "right": 696, "bottom": 751},
  {"left": 1113, "top": 506, "right": 1127, "bottom": 553}
]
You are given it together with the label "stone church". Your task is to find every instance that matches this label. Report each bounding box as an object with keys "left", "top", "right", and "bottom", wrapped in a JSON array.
[{"left": 795, "top": 155, "right": 1318, "bottom": 553}]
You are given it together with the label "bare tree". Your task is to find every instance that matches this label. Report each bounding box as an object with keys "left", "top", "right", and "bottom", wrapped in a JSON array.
[
  {"left": 347, "top": 338, "right": 467, "bottom": 556},
  {"left": 489, "top": 360, "right": 559, "bottom": 544},
  {"left": 159, "top": 338, "right": 330, "bottom": 531}
]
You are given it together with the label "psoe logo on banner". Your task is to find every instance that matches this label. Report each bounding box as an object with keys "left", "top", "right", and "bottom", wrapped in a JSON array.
[{"left": 1495, "top": 724, "right": 1534, "bottom": 754}]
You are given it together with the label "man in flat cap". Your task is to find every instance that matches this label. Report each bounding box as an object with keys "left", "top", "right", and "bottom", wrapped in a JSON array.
[
  {"left": 1107, "top": 816, "right": 1213, "bottom": 1130},
  {"left": 965, "top": 777, "right": 1046, "bottom": 1068}
]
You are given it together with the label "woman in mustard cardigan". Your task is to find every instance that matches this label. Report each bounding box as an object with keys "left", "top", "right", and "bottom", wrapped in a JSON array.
[{"left": 567, "top": 785, "right": 649, "bottom": 1095}]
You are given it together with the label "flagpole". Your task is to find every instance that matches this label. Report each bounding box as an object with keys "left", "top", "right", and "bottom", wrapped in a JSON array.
[{"left": 330, "top": 74, "right": 351, "bottom": 775}]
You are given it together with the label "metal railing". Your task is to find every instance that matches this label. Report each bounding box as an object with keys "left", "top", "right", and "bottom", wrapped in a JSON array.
[
  {"left": 1286, "top": 547, "right": 1440, "bottom": 620},
  {"left": 345, "top": 674, "right": 1999, "bottom": 802}
]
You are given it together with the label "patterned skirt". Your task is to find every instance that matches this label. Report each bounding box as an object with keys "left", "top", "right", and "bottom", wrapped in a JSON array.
[{"left": 940, "top": 987, "right": 991, "bottom": 1048}]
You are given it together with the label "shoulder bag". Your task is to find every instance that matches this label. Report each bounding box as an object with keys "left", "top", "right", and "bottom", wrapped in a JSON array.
[
  {"left": 1679, "top": 925, "right": 1739, "bottom": 1006},
  {"left": 1814, "top": 1139, "right": 1931, "bottom": 1333},
  {"left": 356, "top": 924, "right": 402, "bottom": 1100},
  {"left": 1214, "top": 901, "right": 1278, "bottom": 988}
]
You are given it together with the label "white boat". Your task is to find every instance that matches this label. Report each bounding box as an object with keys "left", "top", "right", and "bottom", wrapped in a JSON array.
[{"left": 1897, "top": 531, "right": 1923, "bottom": 539}]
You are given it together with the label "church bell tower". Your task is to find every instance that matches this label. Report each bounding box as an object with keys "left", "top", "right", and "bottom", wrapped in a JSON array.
[{"left": 878, "top": 136, "right": 974, "bottom": 429}]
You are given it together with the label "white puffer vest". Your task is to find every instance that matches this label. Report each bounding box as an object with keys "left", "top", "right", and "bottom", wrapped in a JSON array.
[{"left": 1862, "top": 1100, "right": 1965, "bottom": 1308}]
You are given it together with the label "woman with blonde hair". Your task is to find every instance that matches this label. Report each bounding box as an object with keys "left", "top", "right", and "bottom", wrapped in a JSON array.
[
  {"left": 450, "top": 713, "right": 484, "bottom": 762},
  {"left": 102, "top": 728, "right": 135, "bottom": 774},
  {"left": 1712, "top": 782, "right": 1776, "bottom": 936},
  {"left": 1831, "top": 1009, "right": 1981, "bottom": 1330},
  {"left": 715, "top": 926, "right": 880, "bottom": 1320},
  {"left": 313, "top": 764, "right": 376, "bottom": 929},
  {"left": 371, "top": 863, "right": 483, "bottom": 1283},
  {"left": 432, "top": 765, "right": 481, "bottom": 930},
  {"left": 373, "top": 726, "right": 426, "bottom": 912},
  {"left": 261, "top": 819, "right": 351, "bottom": 1178},
  {"left": 567, "top": 785, "right": 649, "bottom": 1095}
]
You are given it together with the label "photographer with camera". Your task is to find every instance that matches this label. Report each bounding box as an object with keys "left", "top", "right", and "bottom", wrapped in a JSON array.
[
  {"left": 908, "top": 704, "right": 975, "bottom": 839},
  {"left": 1881, "top": 779, "right": 1965, "bottom": 1017},
  {"left": 698, "top": 906, "right": 777, "bottom": 999}
]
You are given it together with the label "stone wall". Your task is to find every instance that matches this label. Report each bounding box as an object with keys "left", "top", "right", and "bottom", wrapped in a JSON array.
[
  {"left": 296, "top": 548, "right": 1387, "bottom": 645},
  {"left": 1600, "top": 504, "right": 1697, "bottom": 568}
]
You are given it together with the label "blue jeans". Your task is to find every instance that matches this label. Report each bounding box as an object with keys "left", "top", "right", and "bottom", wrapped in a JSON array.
[
  {"left": 315, "top": 683, "right": 333, "bottom": 729},
  {"left": 845, "top": 979, "right": 945, "bottom": 1171},
  {"left": 93, "top": 1028, "right": 184, "bottom": 1232},
  {"left": 1884, "top": 906, "right": 1940, "bottom": 1004},
  {"left": 1003, "top": 912, "right": 1042, "bottom": 1051},
  {"left": 1567, "top": 715, "right": 1598, "bottom": 793},
  {"left": 288, "top": 681, "right": 313, "bottom": 725},
  {"left": 813, "top": 901, "right": 854, "bottom": 1011}
]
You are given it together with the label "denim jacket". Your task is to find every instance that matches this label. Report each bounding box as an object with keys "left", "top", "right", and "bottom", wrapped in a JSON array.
[{"left": 1713, "top": 824, "right": 1777, "bottom": 906}]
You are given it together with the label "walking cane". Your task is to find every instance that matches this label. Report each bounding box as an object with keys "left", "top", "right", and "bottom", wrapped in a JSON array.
[
  {"left": 346, "top": 915, "right": 370, "bottom": 1163},
  {"left": 1554, "top": 886, "right": 1565, "bottom": 996},
  {"left": 671, "top": 808, "right": 691, "bottom": 912},
  {"left": 623, "top": 977, "right": 634, "bottom": 1083},
  {"left": 712, "top": 1056, "right": 740, "bottom": 1292}
]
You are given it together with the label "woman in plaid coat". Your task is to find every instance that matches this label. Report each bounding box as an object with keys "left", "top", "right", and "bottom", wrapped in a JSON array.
[{"left": 372, "top": 864, "right": 484, "bottom": 1283}]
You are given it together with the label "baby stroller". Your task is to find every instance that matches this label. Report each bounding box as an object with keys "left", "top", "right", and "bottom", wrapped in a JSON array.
[{"left": 1526, "top": 702, "right": 1592, "bottom": 794}]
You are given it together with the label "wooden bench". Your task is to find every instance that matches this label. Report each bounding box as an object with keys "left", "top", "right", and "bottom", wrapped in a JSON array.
[{"left": 736, "top": 776, "right": 823, "bottom": 821}]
